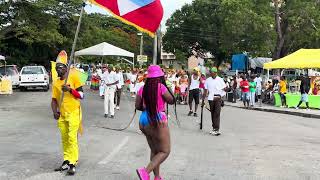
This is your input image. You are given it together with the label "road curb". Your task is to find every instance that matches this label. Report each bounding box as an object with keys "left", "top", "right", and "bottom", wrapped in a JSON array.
[{"left": 225, "top": 104, "right": 320, "bottom": 119}]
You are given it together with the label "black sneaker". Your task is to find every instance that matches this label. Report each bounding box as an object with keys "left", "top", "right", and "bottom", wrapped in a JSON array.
[
  {"left": 194, "top": 113, "right": 198, "bottom": 117},
  {"left": 67, "top": 164, "right": 76, "bottom": 175},
  {"left": 187, "top": 111, "right": 193, "bottom": 116},
  {"left": 110, "top": 115, "right": 114, "bottom": 119},
  {"left": 54, "top": 160, "right": 69, "bottom": 171},
  {"left": 104, "top": 114, "right": 108, "bottom": 118}
]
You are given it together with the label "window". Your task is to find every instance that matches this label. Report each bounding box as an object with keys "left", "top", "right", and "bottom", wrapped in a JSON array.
[
  {"left": 0, "top": 66, "right": 18, "bottom": 76},
  {"left": 22, "top": 67, "right": 44, "bottom": 75}
]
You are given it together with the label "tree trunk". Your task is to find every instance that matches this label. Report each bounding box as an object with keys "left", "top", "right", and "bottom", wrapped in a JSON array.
[{"left": 272, "top": 0, "right": 285, "bottom": 60}]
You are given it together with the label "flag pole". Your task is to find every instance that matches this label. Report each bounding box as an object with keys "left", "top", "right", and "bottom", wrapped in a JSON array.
[
  {"left": 152, "top": 30, "right": 158, "bottom": 65},
  {"left": 58, "top": 2, "right": 86, "bottom": 109}
]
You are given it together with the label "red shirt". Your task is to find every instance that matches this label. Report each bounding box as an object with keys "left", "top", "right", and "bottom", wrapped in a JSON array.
[{"left": 240, "top": 80, "right": 249, "bottom": 93}]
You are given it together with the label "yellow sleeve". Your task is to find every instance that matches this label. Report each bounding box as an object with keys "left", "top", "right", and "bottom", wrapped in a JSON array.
[{"left": 72, "top": 72, "right": 82, "bottom": 90}]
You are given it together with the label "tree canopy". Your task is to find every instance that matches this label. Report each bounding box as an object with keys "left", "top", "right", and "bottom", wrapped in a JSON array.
[
  {"left": 163, "top": 0, "right": 320, "bottom": 65},
  {"left": 0, "top": 0, "right": 153, "bottom": 68}
]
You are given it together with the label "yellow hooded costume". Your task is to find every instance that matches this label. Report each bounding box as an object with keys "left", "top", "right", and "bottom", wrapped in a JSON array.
[{"left": 52, "top": 51, "right": 83, "bottom": 165}]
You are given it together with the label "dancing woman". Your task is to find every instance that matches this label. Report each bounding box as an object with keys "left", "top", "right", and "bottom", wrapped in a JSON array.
[{"left": 135, "top": 65, "right": 175, "bottom": 180}]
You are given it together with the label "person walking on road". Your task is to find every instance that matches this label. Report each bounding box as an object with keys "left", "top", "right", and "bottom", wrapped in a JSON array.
[
  {"left": 135, "top": 65, "right": 175, "bottom": 180},
  {"left": 249, "top": 77, "right": 256, "bottom": 107},
  {"left": 102, "top": 65, "right": 119, "bottom": 118},
  {"left": 51, "top": 56, "right": 84, "bottom": 175},
  {"left": 240, "top": 76, "right": 250, "bottom": 108},
  {"left": 296, "top": 75, "right": 311, "bottom": 110},
  {"left": 188, "top": 67, "right": 201, "bottom": 117},
  {"left": 254, "top": 74, "right": 263, "bottom": 106},
  {"left": 202, "top": 67, "right": 226, "bottom": 136},
  {"left": 114, "top": 66, "right": 124, "bottom": 110},
  {"left": 230, "top": 76, "right": 237, "bottom": 103}
]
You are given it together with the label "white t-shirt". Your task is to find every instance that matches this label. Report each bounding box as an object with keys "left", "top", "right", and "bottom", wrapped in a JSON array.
[
  {"left": 129, "top": 73, "right": 137, "bottom": 84},
  {"left": 236, "top": 77, "right": 243, "bottom": 89},
  {"left": 204, "top": 76, "right": 227, "bottom": 100},
  {"left": 254, "top": 77, "right": 263, "bottom": 88},
  {"left": 115, "top": 72, "right": 124, "bottom": 89},
  {"left": 102, "top": 71, "right": 118, "bottom": 89},
  {"left": 189, "top": 75, "right": 200, "bottom": 90},
  {"left": 97, "top": 69, "right": 103, "bottom": 77}
]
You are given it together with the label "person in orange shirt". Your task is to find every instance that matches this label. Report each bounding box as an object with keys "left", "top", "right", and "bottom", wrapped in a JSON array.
[{"left": 279, "top": 76, "right": 287, "bottom": 107}]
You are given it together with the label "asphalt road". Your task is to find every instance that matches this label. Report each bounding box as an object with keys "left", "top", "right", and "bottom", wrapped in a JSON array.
[{"left": 0, "top": 88, "right": 319, "bottom": 180}]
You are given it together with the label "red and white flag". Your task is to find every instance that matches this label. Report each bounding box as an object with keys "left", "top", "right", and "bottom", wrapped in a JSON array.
[{"left": 89, "top": 0, "right": 163, "bottom": 36}]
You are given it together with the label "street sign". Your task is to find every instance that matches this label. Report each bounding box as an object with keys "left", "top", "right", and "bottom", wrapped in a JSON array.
[{"left": 137, "top": 55, "right": 148, "bottom": 63}]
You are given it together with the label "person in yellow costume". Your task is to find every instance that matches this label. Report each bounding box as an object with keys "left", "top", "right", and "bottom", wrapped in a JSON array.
[{"left": 51, "top": 52, "right": 84, "bottom": 176}]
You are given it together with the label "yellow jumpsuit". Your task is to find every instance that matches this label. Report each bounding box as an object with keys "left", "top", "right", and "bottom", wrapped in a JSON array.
[{"left": 52, "top": 73, "right": 82, "bottom": 165}]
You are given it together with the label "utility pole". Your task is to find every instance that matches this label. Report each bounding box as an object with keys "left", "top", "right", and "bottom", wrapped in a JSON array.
[{"left": 138, "top": 33, "right": 144, "bottom": 55}]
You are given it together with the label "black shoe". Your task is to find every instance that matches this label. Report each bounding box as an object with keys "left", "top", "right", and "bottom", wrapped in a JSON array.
[
  {"left": 110, "top": 115, "right": 114, "bottom": 119},
  {"left": 193, "top": 113, "right": 198, "bottom": 117},
  {"left": 67, "top": 164, "right": 76, "bottom": 175},
  {"left": 54, "top": 160, "right": 69, "bottom": 171},
  {"left": 187, "top": 111, "right": 193, "bottom": 116},
  {"left": 104, "top": 114, "right": 108, "bottom": 118}
]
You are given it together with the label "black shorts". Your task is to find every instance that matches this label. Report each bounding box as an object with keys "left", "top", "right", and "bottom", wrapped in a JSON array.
[{"left": 189, "top": 89, "right": 200, "bottom": 104}]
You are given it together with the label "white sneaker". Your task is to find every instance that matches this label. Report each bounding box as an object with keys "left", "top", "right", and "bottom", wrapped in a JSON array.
[
  {"left": 116, "top": 106, "right": 120, "bottom": 110},
  {"left": 295, "top": 107, "right": 299, "bottom": 110},
  {"left": 209, "top": 130, "right": 221, "bottom": 136}
]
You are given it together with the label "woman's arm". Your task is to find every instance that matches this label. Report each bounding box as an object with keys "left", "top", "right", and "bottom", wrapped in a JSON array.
[
  {"left": 163, "top": 91, "right": 175, "bottom": 105},
  {"left": 135, "top": 95, "right": 144, "bottom": 111}
]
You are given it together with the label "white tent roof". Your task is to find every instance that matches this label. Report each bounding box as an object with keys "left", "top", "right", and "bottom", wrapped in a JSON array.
[
  {"left": 75, "top": 42, "right": 134, "bottom": 58},
  {"left": 0, "top": 55, "right": 5, "bottom": 60},
  {"left": 249, "top": 57, "right": 272, "bottom": 69}
]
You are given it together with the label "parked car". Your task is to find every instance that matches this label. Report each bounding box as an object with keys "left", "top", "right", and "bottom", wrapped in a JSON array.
[
  {"left": 19, "top": 66, "right": 49, "bottom": 91},
  {"left": 0, "top": 65, "right": 20, "bottom": 88}
]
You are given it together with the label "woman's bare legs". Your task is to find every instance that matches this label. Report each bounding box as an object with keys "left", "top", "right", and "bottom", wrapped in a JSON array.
[{"left": 142, "top": 124, "right": 171, "bottom": 176}]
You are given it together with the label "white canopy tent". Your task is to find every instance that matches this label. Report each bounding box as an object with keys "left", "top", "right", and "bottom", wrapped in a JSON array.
[
  {"left": 0, "top": 55, "right": 5, "bottom": 60},
  {"left": 249, "top": 57, "right": 272, "bottom": 69},
  {"left": 75, "top": 42, "right": 135, "bottom": 66}
]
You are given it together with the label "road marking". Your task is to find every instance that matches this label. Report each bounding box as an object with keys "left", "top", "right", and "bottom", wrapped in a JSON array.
[{"left": 98, "top": 136, "right": 129, "bottom": 165}]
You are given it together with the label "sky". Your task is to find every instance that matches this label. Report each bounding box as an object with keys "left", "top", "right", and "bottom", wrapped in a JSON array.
[{"left": 85, "top": 0, "right": 193, "bottom": 30}]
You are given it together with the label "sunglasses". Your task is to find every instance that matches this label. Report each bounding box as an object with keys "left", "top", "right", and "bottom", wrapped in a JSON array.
[{"left": 56, "top": 65, "right": 66, "bottom": 70}]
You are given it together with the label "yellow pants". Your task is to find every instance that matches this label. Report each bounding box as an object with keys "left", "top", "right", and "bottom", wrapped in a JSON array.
[{"left": 58, "top": 108, "right": 81, "bottom": 165}]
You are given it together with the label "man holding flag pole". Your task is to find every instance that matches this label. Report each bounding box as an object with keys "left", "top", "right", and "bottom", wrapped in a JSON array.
[
  {"left": 51, "top": 1, "right": 86, "bottom": 175},
  {"left": 51, "top": 51, "right": 85, "bottom": 175}
]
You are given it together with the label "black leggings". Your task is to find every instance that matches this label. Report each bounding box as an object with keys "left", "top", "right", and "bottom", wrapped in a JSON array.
[{"left": 188, "top": 89, "right": 200, "bottom": 104}]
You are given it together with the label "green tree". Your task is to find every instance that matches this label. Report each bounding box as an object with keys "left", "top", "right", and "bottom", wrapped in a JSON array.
[
  {"left": 163, "top": 0, "right": 320, "bottom": 66},
  {"left": 271, "top": 0, "right": 320, "bottom": 59},
  {"left": 0, "top": 1, "right": 154, "bottom": 67}
]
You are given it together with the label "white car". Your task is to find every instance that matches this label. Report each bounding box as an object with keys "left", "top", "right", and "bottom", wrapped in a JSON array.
[
  {"left": 0, "top": 65, "right": 20, "bottom": 88},
  {"left": 19, "top": 66, "right": 49, "bottom": 91}
]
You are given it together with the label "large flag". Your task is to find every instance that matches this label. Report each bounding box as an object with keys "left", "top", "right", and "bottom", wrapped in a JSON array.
[{"left": 89, "top": 0, "right": 163, "bottom": 36}]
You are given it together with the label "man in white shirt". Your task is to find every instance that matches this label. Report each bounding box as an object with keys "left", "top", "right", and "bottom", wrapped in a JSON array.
[
  {"left": 114, "top": 66, "right": 124, "bottom": 110},
  {"left": 254, "top": 74, "right": 263, "bottom": 106},
  {"left": 188, "top": 67, "right": 201, "bottom": 117},
  {"left": 203, "top": 67, "right": 226, "bottom": 136},
  {"left": 98, "top": 66, "right": 106, "bottom": 98},
  {"left": 102, "top": 65, "right": 119, "bottom": 118}
]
